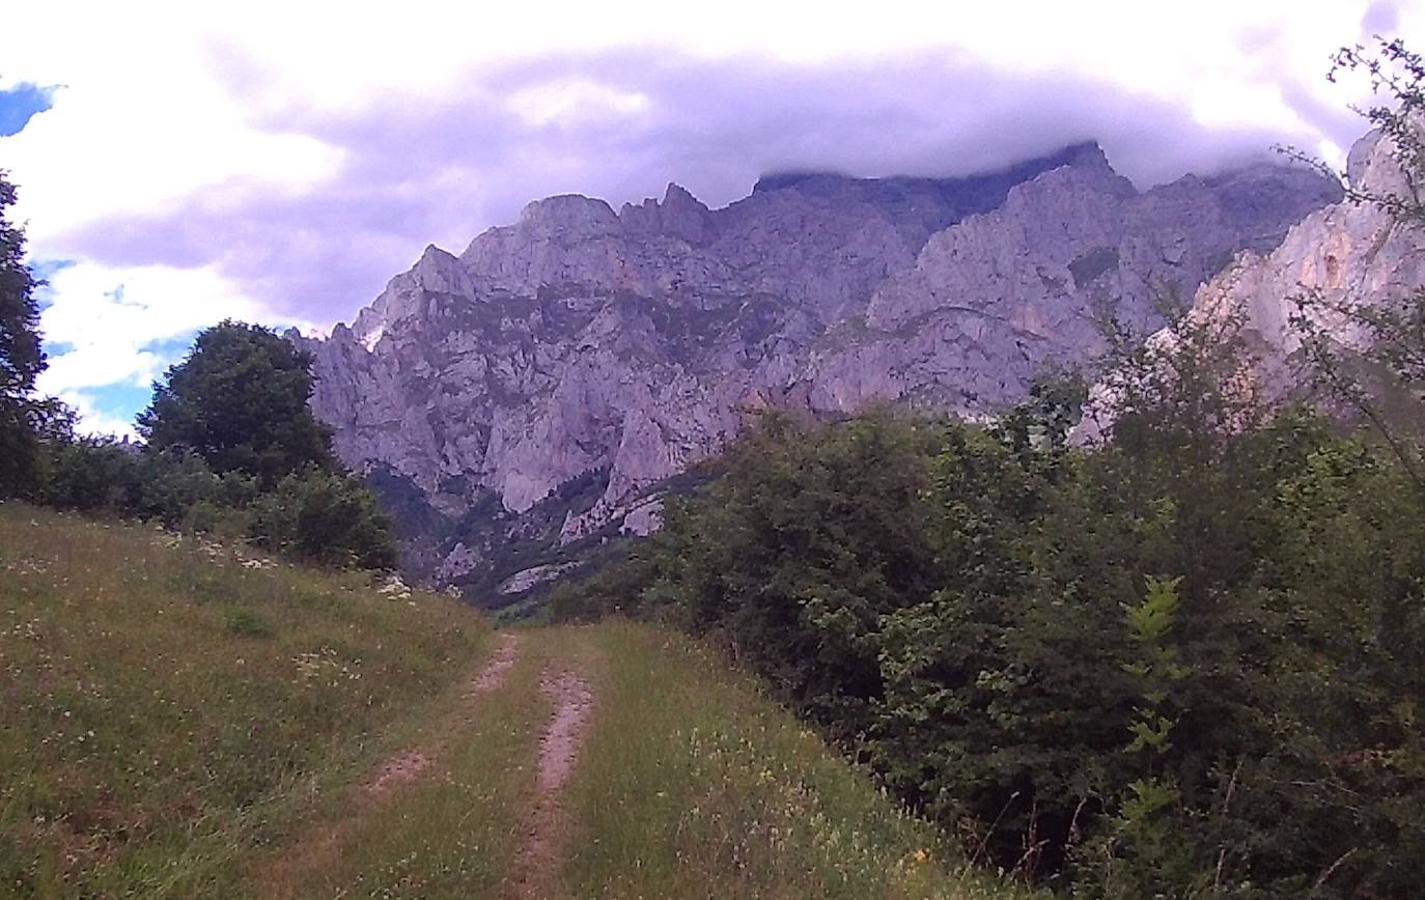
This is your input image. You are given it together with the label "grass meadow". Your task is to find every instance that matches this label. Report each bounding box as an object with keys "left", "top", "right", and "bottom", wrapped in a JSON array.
[{"left": 563, "top": 622, "right": 1035, "bottom": 899}]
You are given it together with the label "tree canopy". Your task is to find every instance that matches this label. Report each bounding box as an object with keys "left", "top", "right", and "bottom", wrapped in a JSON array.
[
  {"left": 138, "top": 320, "right": 336, "bottom": 485},
  {"left": 0, "top": 170, "right": 46, "bottom": 497}
]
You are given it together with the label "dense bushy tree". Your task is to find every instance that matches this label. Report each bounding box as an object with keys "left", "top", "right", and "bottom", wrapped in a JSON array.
[
  {"left": 645, "top": 407, "right": 942, "bottom": 730},
  {"left": 33, "top": 319, "right": 397, "bottom": 572},
  {"left": 40, "top": 437, "right": 257, "bottom": 529},
  {"left": 138, "top": 320, "right": 335, "bottom": 485},
  {"left": 248, "top": 467, "right": 398, "bottom": 570},
  {"left": 0, "top": 171, "right": 46, "bottom": 497}
]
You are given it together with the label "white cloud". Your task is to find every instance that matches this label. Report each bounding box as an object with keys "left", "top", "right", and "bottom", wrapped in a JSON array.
[
  {"left": 33, "top": 260, "right": 311, "bottom": 400},
  {"left": 56, "top": 390, "right": 141, "bottom": 442},
  {"left": 2, "top": 0, "right": 1419, "bottom": 433},
  {"left": 508, "top": 79, "right": 652, "bottom": 127}
]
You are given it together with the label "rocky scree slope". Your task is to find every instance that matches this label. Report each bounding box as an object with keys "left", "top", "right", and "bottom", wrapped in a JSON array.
[{"left": 297, "top": 143, "right": 1338, "bottom": 605}]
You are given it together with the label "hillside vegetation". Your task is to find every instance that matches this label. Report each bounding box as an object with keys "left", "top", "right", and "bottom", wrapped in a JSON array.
[{"left": 0, "top": 503, "right": 1011, "bottom": 898}]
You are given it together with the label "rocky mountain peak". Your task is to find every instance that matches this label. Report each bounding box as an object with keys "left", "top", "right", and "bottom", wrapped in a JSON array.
[
  {"left": 617, "top": 182, "right": 712, "bottom": 243},
  {"left": 512, "top": 193, "right": 621, "bottom": 235},
  {"left": 1167, "top": 126, "right": 1424, "bottom": 386},
  {"left": 411, "top": 245, "right": 468, "bottom": 289},
  {"left": 1347, "top": 129, "right": 1385, "bottom": 190}
]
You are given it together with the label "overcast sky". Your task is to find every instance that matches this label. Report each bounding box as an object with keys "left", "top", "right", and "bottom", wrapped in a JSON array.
[{"left": 0, "top": 0, "right": 1415, "bottom": 437}]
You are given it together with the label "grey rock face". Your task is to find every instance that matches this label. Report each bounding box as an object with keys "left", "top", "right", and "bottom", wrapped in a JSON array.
[
  {"left": 300, "top": 143, "right": 1339, "bottom": 603},
  {"left": 1147, "top": 128, "right": 1425, "bottom": 407}
]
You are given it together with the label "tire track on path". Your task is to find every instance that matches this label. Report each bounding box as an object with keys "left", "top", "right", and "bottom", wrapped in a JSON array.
[
  {"left": 508, "top": 667, "right": 596, "bottom": 900},
  {"left": 363, "top": 630, "right": 522, "bottom": 796},
  {"left": 259, "top": 631, "right": 522, "bottom": 897}
]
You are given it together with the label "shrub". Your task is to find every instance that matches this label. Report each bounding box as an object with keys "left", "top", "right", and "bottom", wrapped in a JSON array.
[
  {"left": 222, "top": 606, "right": 275, "bottom": 638},
  {"left": 249, "top": 468, "right": 398, "bottom": 570},
  {"left": 38, "top": 437, "right": 140, "bottom": 512},
  {"left": 633, "top": 396, "right": 1425, "bottom": 896},
  {"left": 643, "top": 408, "right": 942, "bottom": 731}
]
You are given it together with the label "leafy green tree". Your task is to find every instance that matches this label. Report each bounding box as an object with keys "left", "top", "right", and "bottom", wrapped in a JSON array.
[
  {"left": 0, "top": 171, "right": 46, "bottom": 497},
  {"left": 645, "top": 407, "right": 942, "bottom": 729},
  {"left": 138, "top": 320, "right": 336, "bottom": 485},
  {"left": 248, "top": 467, "right": 398, "bottom": 570}
]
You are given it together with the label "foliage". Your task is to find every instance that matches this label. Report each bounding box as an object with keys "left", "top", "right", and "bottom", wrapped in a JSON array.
[
  {"left": 0, "top": 171, "right": 46, "bottom": 498},
  {"left": 547, "top": 546, "right": 657, "bottom": 623},
  {"left": 28, "top": 320, "right": 397, "bottom": 571},
  {"left": 642, "top": 406, "right": 943, "bottom": 731},
  {"left": 248, "top": 467, "right": 399, "bottom": 570},
  {"left": 138, "top": 320, "right": 336, "bottom": 485}
]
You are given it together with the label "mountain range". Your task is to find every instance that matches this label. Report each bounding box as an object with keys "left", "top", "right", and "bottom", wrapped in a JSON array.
[{"left": 295, "top": 138, "right": 1350, "bottom": 605}]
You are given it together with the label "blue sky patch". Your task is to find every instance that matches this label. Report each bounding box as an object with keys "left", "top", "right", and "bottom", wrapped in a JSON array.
[
  {"left": 29, "top": 258, "right": 76, "bottom": 310},
  {"left": 0, "top": 82, "right": 57, "bottom": 136},
  {"left": 145, "top": 332, "right": 199, "bottom": 369},
  {"left": 81, "top": 382, "right": 151, "bottom": 436}
]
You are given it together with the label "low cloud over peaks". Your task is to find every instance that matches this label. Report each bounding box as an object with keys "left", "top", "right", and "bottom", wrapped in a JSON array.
[{"left": 49, "top": 51, "right": 1361, "bottom": 328}]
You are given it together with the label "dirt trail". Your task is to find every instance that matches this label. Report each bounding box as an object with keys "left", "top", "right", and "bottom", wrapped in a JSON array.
[
  {"left": 258, "top": 632, "right": 522, "bottom": 896},
  {"left": 362, "top": 631, "right": 522, "bottom": 797},
  {"left": 508, "top": 668, "right": 596, "bottom": 900},
  {"left": 464, "top": 631, "right": 522, "bottom": 697}
]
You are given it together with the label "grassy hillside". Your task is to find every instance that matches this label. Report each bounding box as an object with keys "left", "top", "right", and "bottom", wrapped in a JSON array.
[
  {"left": 0, "top": 503, "right": 492, "bottom": 895},
  {"left": 0, "top": 503, "right": 1024, "bottom": 898}
]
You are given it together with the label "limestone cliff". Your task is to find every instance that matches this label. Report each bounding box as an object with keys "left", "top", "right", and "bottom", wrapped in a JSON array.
[{"left": 1183, "top": 130, "right": 1425, "bottom": 376}]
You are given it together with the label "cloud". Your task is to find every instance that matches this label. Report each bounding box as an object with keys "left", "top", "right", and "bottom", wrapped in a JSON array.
[
  {"left": 1362, "top": 1, "right": 1400, "bottom": 35},
  {"left": 2, "top": 0, "right": 1418, "bottom": 433},
  {"left": 44, "top": 51, "right": 1372, "bottom": 331}
]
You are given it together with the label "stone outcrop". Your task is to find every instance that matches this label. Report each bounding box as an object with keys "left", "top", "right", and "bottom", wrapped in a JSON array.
[
  {"left": 298, "top": 142, "right": 1340, "bottom": 604},
  {"left": 1075, "top": 126, "right": 1425, "bottom": 442},
  {"left": 1185, "top": 130, "right": 1425, "bottom": 370}
]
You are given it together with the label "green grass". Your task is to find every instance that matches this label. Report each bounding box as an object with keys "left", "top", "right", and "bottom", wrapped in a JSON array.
[
  {"left": 564, "top": 622, "right": 1033, "bottom": 899},
  {"left": 259, "top": 634, "right": 553, "bottom": 898},
  {"left": 0, "top": 502, "right": 491, "bottom": 897}
]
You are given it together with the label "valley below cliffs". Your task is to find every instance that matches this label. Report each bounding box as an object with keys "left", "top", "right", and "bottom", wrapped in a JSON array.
[{"left": 297, "top": 142, "right": 1341, "bottom": 606}]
